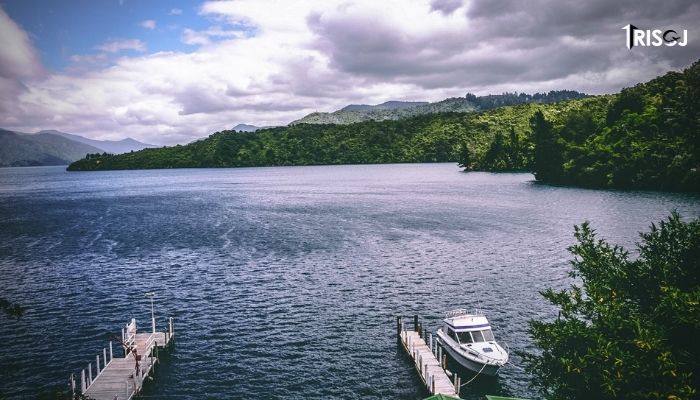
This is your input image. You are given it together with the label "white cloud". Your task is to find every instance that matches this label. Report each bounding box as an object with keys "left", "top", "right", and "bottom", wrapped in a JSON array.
[
  {"left": 0, "top": 6, "right": 44, "bottom": 118},
  {"left": 95, "top": 39, "right": 146, "bottom": 53},
  {"left": 1, "top": 0, "right": 697, "bottom": 146},
  {"left": 0, "top": 7, "right": 43, "bottom": 79},
  {"left": 181, "top": 28, "right": 210, "bottom": 46},
  {"left": 169, "top": 8, "right": 183, "bottom": 15},
  {"left": 140, "top": 19, "right": 156, "bottom": 30},
  {"left": 181, "top": 26, "right": 244, "bottom": 46}
]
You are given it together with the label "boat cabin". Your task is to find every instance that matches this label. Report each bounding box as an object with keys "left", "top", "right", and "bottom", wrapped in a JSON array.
[{"left": 442, "top": 309, "right": 496, "bottom": 345}]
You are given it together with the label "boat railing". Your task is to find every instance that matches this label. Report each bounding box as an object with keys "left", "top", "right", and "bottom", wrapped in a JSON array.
[{"left": 445, "top": 308, "right": 484, "bottom": 318}]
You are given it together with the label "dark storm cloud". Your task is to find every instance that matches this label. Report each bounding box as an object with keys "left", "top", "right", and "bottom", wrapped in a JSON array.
[
  {"left": 430, "top": 0, "right": 463, "bottom": 15},
  {"left": 307, "top": 0, "right": 700, "bottom": 93},
  {"left": 176, "top": 86, "right": 236, "bottom": 115}
]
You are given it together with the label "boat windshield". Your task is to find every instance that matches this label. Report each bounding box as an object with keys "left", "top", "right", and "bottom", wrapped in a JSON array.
[
  {"left": 482, "top": 329, "right": 495, "bottom": 341},
  {"left": 471, "top": 330, "right": 485, "bottom": 342},
  {"left": 456, "top": 331, "right": 473, "bottom": 344}
]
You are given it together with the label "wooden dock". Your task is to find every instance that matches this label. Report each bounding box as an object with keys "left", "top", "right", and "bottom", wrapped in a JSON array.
[
  {"left": 397, "top": 316, "right": 461, "bottom": 398},
  {"left": 69, "top": 316, "right": 174, "bottom": 400}
]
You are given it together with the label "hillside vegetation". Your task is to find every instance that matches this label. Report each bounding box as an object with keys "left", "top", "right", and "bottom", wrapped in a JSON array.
[
  {"left": 529, "top": 60, "right": 699, "bottom": 191},
  {"left": 0, "top": 130, "right": 103, "bottom": 167},
  {"left": 291, "top": 90, "right": 586, "bottom": 125},
  {"left": 68, "top": 96, "right": 608, "bottom": 172}
]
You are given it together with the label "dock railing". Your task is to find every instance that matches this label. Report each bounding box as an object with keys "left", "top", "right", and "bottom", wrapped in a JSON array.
[
  {"left": 122, "top": 318, "right": 137, "bottom": 353},
  {"left": 78, "top": 341, "right": 115, "bottom": 393},
  {"left": 397, "top": 316, "right": 461, "bottom": 397},
  {"left": 70, "top": 316, "right": 174, "bottom": 399}
]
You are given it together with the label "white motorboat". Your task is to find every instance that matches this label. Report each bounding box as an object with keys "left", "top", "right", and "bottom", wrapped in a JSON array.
[{"left": 436, "top": 309, "right": 509, "bottom": 376}]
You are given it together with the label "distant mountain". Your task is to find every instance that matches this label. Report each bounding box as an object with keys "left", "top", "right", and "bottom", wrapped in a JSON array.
[
  {"left": 0, "top": 129, "right": 104, "bottom": 167},
  {"left": 40, "top": 130, "right": 156, "bottom": 154},
  {"left": 291, "top": 91, "right": 588, "bottom": 125},
  {"left": 232, "top": 124, "right": 260, "bottom": 132},
  {"left": 291, "top": 97, "right": 476, "bottom": 125},
  {"left": 339, "top": 101, "right": 429, "bottom": 112}
]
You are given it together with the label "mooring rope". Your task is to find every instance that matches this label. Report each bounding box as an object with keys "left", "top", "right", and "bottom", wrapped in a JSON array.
[{"left": 461, "top": 361, "right": 488, "bottom": 387}]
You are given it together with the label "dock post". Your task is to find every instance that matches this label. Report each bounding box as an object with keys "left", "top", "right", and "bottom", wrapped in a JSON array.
[
  {"left": 456, "top": 376, "right": 461, "bottom": 396},
  {"left": 442, "top": 354, "right": 447, "bottom": 370},
  {"left": 414, "top": 315, "right": 418, "bottom": 332},
  {"left": 88, "top": 362, "right": 93, "bottom": 384},
  {"left": 429, "top": 333, "right": 433, "bottom": 353},
  {"left": 70, "top": 373, "right": 75, "bottom": 396},
  {"left": 96, "top": 355, "right": 100, "bottom": 374},
  {"left": 103, "top": 348, "right": 108, "bottom": 368},
  {"left": 109, "top": 341, "right": 113, "bottom": 361},
  {"left": 80, "top": 370, "right": 86, "bottom": 393}
]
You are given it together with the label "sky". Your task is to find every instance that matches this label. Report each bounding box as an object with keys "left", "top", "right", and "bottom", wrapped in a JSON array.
[{"left": 0, "top": 0, "right": 698, "bottom": 145}]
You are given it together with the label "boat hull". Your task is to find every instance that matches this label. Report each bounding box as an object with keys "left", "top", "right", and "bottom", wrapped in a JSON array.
[{"left": 440, "top": 337, "right": 502, "bottom": 376}]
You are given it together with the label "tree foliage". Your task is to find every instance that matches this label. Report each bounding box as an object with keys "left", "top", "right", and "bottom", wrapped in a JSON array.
[
  {"left": 294, "top": 90, "right": 586, "bottom": 125},
  {"left": 523, "top": 212, "right": 700, "bottom": 399},
  {"left": 68, "top": 97, "right": 605, "bottom": 173},
  {"left": 530, "top": 61, "right": 700, "bottom": 191}
]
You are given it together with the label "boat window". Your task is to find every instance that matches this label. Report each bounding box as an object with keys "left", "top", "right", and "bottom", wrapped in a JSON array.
[
  {"left": 482, "top": 329, "right": 495, "bottom": 341},
  {"left": 456, "top": 332, "right": 473, "bottom": 344},
  {"left": 447, "top": 328, "right": 457, "bottom": 341},
  {"left": 471, "top": 330, "right": 485, "bottom": 342}
]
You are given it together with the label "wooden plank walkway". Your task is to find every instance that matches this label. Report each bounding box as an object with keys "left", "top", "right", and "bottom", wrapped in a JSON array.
[
  {"left": 398, "top": 316, "right": 460, "bottom": 398},
  {"left": 70, "top": 317, "right": 174, "bottom": 400}
]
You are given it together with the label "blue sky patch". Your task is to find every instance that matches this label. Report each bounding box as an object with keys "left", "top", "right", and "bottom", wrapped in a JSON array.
[{"left": 1, "top": 0, "right": 251, "bottom": 70}]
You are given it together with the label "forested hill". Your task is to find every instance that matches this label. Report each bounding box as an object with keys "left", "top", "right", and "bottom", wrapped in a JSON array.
[
  {"left": 528, "top": 60, "right": 699, "bottom": 191},
  {"left": 68, "top": 61, "right": 699, "bottom": 192},
  {"left": 291, "top": 90, "right": 587, "bottom": 125},
  {"left": 67, "top": 96, "right": 609, "bottom": 172}
]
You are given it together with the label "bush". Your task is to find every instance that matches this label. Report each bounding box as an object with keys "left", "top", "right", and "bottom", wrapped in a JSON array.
[{"left": 523, "top": 212, "right": 699, "bottom": 399}]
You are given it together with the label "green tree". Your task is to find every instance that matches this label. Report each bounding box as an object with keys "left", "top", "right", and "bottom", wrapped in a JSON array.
[
  {"left": 507, "top": 126, "right": 522, "bottom": 169},
  {"left": 531, "top": 110, "right": 562, "bottom": 182},
  {"left": 481, "top": 131, "right": 509, "bottom": 170},
  {"left": 523, "top": 213, "right": 699, "bottom": 399},
  {"left": 458, "top": 143, "right": 472, "bottom": 170}
]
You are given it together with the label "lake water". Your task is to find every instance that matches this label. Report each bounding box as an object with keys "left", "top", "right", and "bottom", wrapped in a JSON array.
[{"left": 1, "top": 163, "right": 698, "bottom": 399}]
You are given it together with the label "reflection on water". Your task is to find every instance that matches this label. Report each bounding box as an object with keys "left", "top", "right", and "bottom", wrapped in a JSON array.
[{"left": 0, "top": 164, "right": 698, "bottom": 399}]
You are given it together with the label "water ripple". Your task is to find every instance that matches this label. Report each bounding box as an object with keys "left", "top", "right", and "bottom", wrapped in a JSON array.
[{"left": 0, "top": 165, "right": 698, "bottom": 399}]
